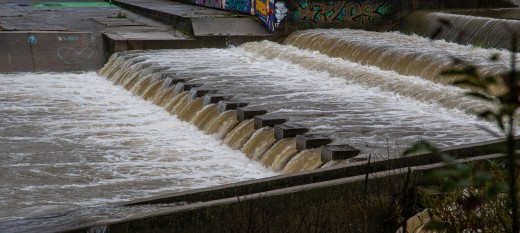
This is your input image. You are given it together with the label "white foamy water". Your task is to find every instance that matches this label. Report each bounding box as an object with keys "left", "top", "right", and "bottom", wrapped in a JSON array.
[
  {"left": 0, "top": 72, "right": 275, "bottom": 221},
  {"left": 120, "top": 41, "right": 500, "bottom": 158}
]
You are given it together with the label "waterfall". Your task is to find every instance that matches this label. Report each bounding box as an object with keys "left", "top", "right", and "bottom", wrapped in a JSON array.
[{"left": 398, "top": 10, "right": 520, "bottom": 51}]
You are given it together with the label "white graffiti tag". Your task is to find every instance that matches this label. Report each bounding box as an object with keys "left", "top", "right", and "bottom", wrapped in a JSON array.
[{"left": 275, "top": 2, "right": 288, "bottom": 27}]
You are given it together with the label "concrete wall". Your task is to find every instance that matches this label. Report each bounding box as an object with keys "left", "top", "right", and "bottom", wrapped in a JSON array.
[
  {"left": 172, "top": 0, "right": 515, "bottom": 35},
  {"left": 0, "top": 32, "right": 105, "bottom": 72},
  {"left": 64, "top": 154, "right": 504, "bottom": 233}
]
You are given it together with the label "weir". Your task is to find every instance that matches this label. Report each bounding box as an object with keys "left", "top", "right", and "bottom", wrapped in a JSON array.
[{"left": 3, "top": 0, "right": 520, "bottom": 232}]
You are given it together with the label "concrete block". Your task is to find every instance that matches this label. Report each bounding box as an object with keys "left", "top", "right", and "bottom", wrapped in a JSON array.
[
  {"left": 162, "top": 77, "right": 189, "bottom": 88},
  {"left": 188, "top": 89, "right": 218, "bottom": 101},
  {"left": 237, "top": 108, "right": 267, "bottom": 122},
  {"left": 254, "top": 115, "right": 286, "bottom": 130},
  {"left": 217, "top": 101, "right": 248, "bottom": 114},
  {"left": 174, "top": 83, "right": 202, "bottom": 95},
  {"left": 203, "top": 94, "right": 232, "bottom": 106},
  {"left": 296, "top": 134, "right": 332, "bottom": 151},
  {"left": 321, "top": 145, "right": 361, "bottom": 163},
  {"left": 274, "top": 123, "right": 309, "bottom": 140}
]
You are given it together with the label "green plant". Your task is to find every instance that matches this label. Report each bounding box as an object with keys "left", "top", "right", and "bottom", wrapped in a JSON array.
[{"left": 404, "top": 32, "right": 520, "bottom": 232}]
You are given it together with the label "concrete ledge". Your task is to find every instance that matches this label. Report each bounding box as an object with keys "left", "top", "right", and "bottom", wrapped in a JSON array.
[
  {"left": 63, "top": 153, "right": 505, "bottom": 233},
  {"left": 162, "top": 77, "right": 189, "bottom": 88},
  {"left": 203, "top": 94, "right": 232, "bottom": 106},
  {"left": 217, "top": 101, "right": 248, "bottom": 114},
  {"left": 188, "top": 89, "right": 218, "bottom": 101},
  {"left": 321, "top": 145, "right": 361, "bottom": 163},
  {"left": 107, "top": 138, "right": 516, "bottom": 213},
  {"left": 174, "top": 83, "right": 202, "bottom": 95},
  {"left": 296, "top": 134, "right": 332, "bottom": 151},
  {"left": 274, "top": 123, "right": 308, "bottom": 140},
  {"left": 237, "top": 108, "right": 267, "bottom": 122},
  {"left": 254, "top": 115, "right": 286, "bottom": 130}
]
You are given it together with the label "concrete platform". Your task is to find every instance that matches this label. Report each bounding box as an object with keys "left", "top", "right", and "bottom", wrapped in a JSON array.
[
  {"left": 0, "top": 0, "right": 272, "bottom": 72},
  {"left": 0, "top": 0, "right": 187, "bottom": 72},
  {"left": 108, "top": 0, "right": 273, "bottom": 51}
]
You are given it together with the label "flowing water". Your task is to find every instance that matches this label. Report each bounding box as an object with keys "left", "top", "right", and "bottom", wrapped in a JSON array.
[
  {"left": 2, "top": 22, "right": 516, "bottom": 231},
  {"left": 0, "top": 72, "right": 274, "bottom": 232},
  {"left": 101, "top": 35, "right": 502, "bottom": 166},
  {"left": 398, "top": 10, "right": 520, "bottom": 51}
]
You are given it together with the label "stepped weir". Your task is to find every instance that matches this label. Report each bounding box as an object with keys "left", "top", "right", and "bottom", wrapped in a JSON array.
[{"left": 2, "top": 1, "right": 520, "bottom": 232}]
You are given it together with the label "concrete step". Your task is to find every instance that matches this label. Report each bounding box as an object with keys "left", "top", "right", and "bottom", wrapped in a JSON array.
[{"left": 106, "top": 0, "right": 273, "bottom": 52}]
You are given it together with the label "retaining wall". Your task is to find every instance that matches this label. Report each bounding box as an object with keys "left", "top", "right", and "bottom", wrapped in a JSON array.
[
  {"left": 0, "top": 32, "right": 105, "bottom": 72},
  {"left": 170, "top": 0, "right": 515, "bottom": 35}
]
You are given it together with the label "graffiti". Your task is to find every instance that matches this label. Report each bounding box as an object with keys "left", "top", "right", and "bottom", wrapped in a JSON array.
[
  {"left": 189, "top": 0, "right": 277, "bottom": 31},
  {"left": 27, "top": 35, "right": 37, "bottom": 44},
  {"left": 225, "top": 0, "right": 253, "bottom": 14},
  {"left": 196, "top": 0, "right": 222, "bottom": 8},
  {"left": 57, "top": 35, "right": 79, "bottom": 41},
  {"left": 57, "top": 47, "right": 95, "bottom": 65},
  {"left": 274, "top": 2, "right": 288, "bottom": 28},
  {"left": 255, "top": 0, "right": 275, "bottom": 32},
  {"left": 294, "top": 0, "right": 392, "bottom": 27}
]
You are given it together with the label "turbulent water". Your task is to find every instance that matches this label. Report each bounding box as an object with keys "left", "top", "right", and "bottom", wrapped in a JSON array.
[
  {"left": 106, "top": 36, "right": 500, "bottom": 162},
  {"left": 1, "top": 26, "right": 515, "bottom": 232},
  {"left": 0, "top": 72, "right": 274, "bottom": 231}
]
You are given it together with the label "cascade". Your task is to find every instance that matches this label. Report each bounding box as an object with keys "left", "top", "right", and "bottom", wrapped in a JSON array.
[
  {"left": 94, "top": 24, "right": 507, "bottom": 174},
  {"left": 191, "top": 104, "right": 218, "bottom": 129},
  {"left": 142, "top": 77, "right": 164, "bottom": 100},
  {"left": 282, "top": 149, "right": 323, "bottom": 174},
  {"left": 260, "top": 138, "right": 298, "bottom": 172},
  {"left": 177, "top": 97, "right": 204, "bottom": 121},
  {"left": 398, "top": 11, "right": 520, "bottom": 51},
  {"left": 223, "top": 119, "right": 256, "bottom": 150},
  {"left": 167, "top": 92, "right": 189, "bottom": 114},
  {"left": 283, "top": 29, "right": 518, "bottom": 96},
  {"left": 152, "top": 85, "right": 176, "bottom": 106},
  {"left": 241, "top": 127, "right": 277, "bottom": 160},
  {"left": 206, "top": 111, "right": 239, "bottom": 139},
  {"left": 242, "top": 40, "right": 494, "bottom": 115}
]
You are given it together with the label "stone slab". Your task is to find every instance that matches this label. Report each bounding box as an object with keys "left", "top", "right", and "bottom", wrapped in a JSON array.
[
  {"left": 217, "top": 101, "right": 248, "bottom": 114},
  {"left": 203, "top": 94, "right": 232, "bottom": 106},
  {"left": 321, "top": 145, "right": 361, "bottom": 163},
  {"left": 188, "top": 89, "right": 218, "bottom": 101},
  {"left": 237, "top": 108, "right": 267, "bottom": 122},
  {"left": 254, "top": 115, "right": 286, "bottom": 129},
  {"left": 296, "top": 134, "right": 333, "bottom": 151},
  {"left": 174, "top": 83, "right": 203, "bottom": 95},
  {"left": 274, "top": 123, "right": 309, "bottom": 140}
]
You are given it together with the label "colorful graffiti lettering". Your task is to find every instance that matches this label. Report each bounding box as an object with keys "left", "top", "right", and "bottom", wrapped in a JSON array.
[
  {"left": 188, "top": 0, "right": 277, "bottom": 32},
  {"left": 225, "top": 0, "right": 254, "bottom": 14},
  {"left": 255, "top": 0, "right": 275, "bottom": 32},
  {"left": 294, "top": 0, "right": 392, "bottom": 27}
]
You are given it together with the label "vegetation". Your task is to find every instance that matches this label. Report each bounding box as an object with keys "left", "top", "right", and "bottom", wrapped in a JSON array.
[{"left": 404, "top": 26, "right": 519, "bottom": 232}]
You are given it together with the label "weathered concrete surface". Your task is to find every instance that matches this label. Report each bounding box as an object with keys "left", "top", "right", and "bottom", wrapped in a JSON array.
[
  {"left": 0, "top": 0, "right": 186, "bottom": 72},
  {"left": 0, "top": 32, "right": 104, "bottom": 72},
  {"left": 63, "top": 153, "right": 505, "bottom": 233},
  {"left": 108, "top": 137, "right": 518, "bottom": 209},
  {"left": 107, "top": 0, "right": 273, "bottom": 52}
]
